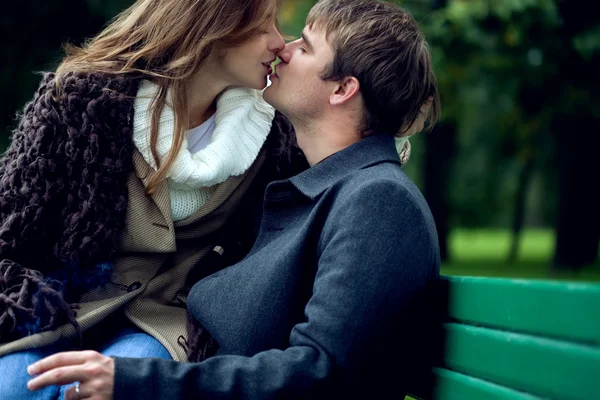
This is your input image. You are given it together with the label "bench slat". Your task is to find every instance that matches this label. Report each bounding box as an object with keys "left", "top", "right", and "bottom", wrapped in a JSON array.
[
  {"left": 442, "top": 323, "right": 600, "bottom": 399},
  {"left": 443, "top": 276, "right": 600, "bottom": 345},
  {"left": 429, "top": 368, "right": 541, "bottom": 400}
]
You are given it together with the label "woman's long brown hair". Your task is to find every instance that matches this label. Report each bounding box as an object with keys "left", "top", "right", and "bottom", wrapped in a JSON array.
[{"left": 55, "top": 0, "right": 279, "bottom": 194}]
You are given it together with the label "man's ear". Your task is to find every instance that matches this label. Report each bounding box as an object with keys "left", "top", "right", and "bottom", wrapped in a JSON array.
[{"left": 330, "top": 76, "right": 360, "bottom": 106}]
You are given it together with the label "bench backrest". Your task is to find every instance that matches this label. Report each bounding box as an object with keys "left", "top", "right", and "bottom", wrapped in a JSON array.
[{"left": 408, "top": 275, "right": 600, "bottom": 400}]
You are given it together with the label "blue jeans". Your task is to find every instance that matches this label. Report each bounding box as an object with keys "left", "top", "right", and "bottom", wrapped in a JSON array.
[{"left": 0, "top": 328, "right": 172, "bottom": 400}]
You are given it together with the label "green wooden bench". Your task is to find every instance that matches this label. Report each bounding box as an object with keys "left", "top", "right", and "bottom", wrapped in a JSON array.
[{"left": 407, "top": 275, "right": 600, "bottom": 400}]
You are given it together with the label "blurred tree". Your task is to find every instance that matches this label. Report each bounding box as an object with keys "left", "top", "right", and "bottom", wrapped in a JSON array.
[
  {"left": 422, "top": 0, "right": 599, "bottom": 267},
  {"left": 0, "top": 0, "right": 133, "bottom": 147},
  {"left": 279, "top": 0, "right": 318, "bottom": 36}
]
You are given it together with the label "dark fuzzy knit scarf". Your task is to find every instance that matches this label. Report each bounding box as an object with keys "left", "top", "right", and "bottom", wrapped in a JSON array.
[{"left": 0, "top": 71, "right": 304, "bottom": 344}]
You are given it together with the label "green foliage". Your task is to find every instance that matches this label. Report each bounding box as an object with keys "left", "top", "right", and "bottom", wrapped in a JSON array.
[
  {"left": 573, "top": 24, "right": 600, "bottom": 60},
  {"left": 0, "top": 0, "right": 133, "bottom": 149},
  {"left": 85, "top": 0, "right": 132, "bottom": 21},
  {"left": 279, "top": 0, "right": 318, "bottom": 37},
  {"left": 416, "top": 0, "right": 598, "bottom": 227}
]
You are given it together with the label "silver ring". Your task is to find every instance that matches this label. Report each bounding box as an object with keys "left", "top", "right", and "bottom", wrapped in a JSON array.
[{"left": 75, "top": 382, "right": 83, "bottom": 399}]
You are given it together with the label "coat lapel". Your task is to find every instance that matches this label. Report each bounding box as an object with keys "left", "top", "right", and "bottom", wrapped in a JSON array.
[
  {"left": 133, "top": 150, "right": 173, "bottom": 225},
  {"left": 119, "top": 150, "right": 176, "bottom": 253}
]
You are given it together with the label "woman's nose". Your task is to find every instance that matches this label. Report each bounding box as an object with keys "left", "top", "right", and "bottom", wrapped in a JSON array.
[{"left": 269, "top": 27, "right": 285, "bottom": 53}]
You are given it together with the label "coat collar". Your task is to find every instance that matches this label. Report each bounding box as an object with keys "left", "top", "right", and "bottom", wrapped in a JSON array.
[
  {"left": 122, "top": 147, "right": 268, "bottom": 254},
  {"left": 288, "top": 134, "right": 401, "bottom": 199},
  {"left": 132, "top": 149, "right": 174, "bottom": 230}
]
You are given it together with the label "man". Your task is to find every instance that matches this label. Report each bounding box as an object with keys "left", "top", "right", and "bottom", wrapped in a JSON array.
[{"left": 26, "top": 1, "right": 440, "bottom": 398}]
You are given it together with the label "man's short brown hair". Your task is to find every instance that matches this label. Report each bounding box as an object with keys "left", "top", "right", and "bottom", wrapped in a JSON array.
[{"left": 307, "top": 0, "right": 440, "bottom": 136}]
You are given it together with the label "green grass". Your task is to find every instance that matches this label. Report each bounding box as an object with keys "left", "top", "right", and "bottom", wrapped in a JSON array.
[{"left": 441, "top": 229, "right": 600, "bottom": 282}]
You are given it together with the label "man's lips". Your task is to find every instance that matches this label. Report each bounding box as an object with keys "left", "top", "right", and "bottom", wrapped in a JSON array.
[{"left": 269, "top": 62, "right": 283, "bottom": 78}]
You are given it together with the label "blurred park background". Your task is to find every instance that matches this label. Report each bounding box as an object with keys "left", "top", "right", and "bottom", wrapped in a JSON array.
[{"left": 0, "top": 0, "right": 598, "bottom": 281}]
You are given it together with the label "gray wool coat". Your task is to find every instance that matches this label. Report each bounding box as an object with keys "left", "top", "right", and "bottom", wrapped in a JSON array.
[{"left": 114, "top": 133, "right": 441, "bottom": 399}]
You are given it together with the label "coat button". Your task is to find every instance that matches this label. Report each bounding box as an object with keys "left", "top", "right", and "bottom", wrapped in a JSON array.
[{"left": 127, "top": 281, "right": 142, "bottom": 292}]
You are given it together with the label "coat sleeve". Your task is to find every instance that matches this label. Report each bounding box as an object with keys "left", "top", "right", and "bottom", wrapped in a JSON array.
[
  {"left": 0, "top": 73, "right": 76, "bottom": 342},
  {"left": 113, "top": 178, "right": 439, "bottom": 399}
]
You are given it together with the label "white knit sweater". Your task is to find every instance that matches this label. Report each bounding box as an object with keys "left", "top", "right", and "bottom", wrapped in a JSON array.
[{"left": 133, "top": 81, "right": 274, "bottom": 221}]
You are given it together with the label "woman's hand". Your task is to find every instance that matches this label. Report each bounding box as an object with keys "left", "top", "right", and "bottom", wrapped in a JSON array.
[
  {"left": 398, "top": 97, "right": 434, "bottom": 138},
  {"left": 27, "top": 350, "right": 115, "bottom": 400}
]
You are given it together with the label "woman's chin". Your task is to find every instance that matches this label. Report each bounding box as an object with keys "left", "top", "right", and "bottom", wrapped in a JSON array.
[{"left": 245, "top": 77, "right": 268, "bottom": 91}]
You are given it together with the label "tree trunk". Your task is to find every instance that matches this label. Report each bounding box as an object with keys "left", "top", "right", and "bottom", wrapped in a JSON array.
[
  {"left": 423, "top": 122, "right": 456, "bottom": 262},
  {"left": 422, "top": 0, "right": 453, "bottom": 263},
  {"left": 553, "top": 116, "right": 600, "bottom": 269},
  {"left": 507, "top": 155, "right": 535, "bottom": 264}
]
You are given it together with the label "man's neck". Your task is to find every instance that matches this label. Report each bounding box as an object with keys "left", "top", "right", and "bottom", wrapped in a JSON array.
[{"left": 294, "top": 119, "right": 361, "bottom": 166}]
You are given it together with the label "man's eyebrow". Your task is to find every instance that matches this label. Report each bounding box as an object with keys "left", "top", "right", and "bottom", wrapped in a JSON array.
[{"left": 301, "top": 31, "right": 314, "bottom": 52}]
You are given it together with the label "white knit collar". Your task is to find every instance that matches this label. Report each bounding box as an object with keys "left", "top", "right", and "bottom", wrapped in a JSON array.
[{"left": 133, "top": 80, "right": 274, "bottom": 189}]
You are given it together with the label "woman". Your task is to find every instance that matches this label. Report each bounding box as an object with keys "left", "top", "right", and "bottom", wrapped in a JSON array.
[{"left": 0, "top": 0, "right": 306, "bottom": 397}]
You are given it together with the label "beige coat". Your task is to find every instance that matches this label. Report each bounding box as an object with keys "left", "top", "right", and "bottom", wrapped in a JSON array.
[{"left": 0, "top": 148, "right": 266, "bottom": 361}]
